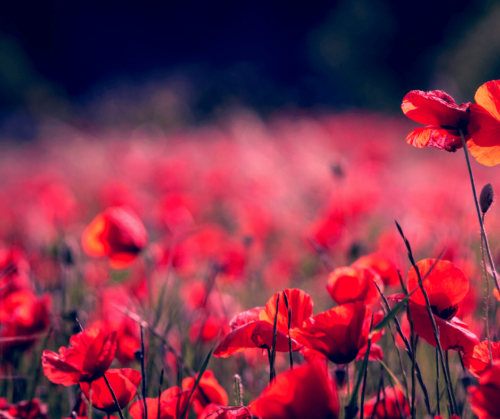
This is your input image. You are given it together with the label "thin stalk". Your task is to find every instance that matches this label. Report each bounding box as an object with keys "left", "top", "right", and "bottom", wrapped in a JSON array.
[
  {"left": 436, "top": 347, "right": 440, "bottom": 416},
  {"left": 408, "top": 304, "right": 416, "bottom": 419},
  {"left": 346, "top": 363, "right": 350, "bottom": 399},
  {"left": 158, "top": 369, "right": 164, "bottom": 419},
  {"left": 140, "top": 325, "right": 148, "bottom": 419},
  {"left": 460, "top": 130, "right": 500, "bottom": 293},
  {"left": 103, "top": 375, "right": 125, "bottom": 419},
  {"left": 359, "top": 315, "right": 374, "bottom": 419},
  {"left": 282, "top": 291, "right": 293, "bottom": 369},
  {"left": 396, "top": 222, "right": 458, "bottom": 414},
  {"left": 387, "top": 373, "right": 405, "bottom": 419},
  {"left": 269, "top": 293, "right": 280, "bottom": 383},
  {"left": 88, "top": 387, "right": 92, "bottom": 419},
  {"left": 370, "top": 373, "right": 384, "bottom": 419},
  {"left": 481, "top": 213, "right": 494, "bottom": 365}
]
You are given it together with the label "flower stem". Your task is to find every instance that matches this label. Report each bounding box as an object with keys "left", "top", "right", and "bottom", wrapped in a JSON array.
[
  {"left": 460, "top": 130, "right": 500, "bottom": 293},
  {"left": 480, "top": 213, "right": 494, "bottom": 365}
]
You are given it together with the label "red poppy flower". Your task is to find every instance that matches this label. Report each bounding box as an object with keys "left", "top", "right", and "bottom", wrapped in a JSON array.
[
  {"left": 406, "top": 259, "right": 478, "bottom": 352},
  {"left": 79, "top": 368, "right": 141, "bottom": 413},
  {"left": 363, "top": 386, "right": 410, "bottom": 419},
  {"left": 213, "top": 321, "right": 301, "bottom": 358},
  {"left": 214, "top": 289, "right": 310, "bottom": 358},
  {"left": 204, "top": 406, "right": 252, "bottom": 419},
  {"left": 467, "top": 80, "right": 500, "bottom": 166},
  {"left": 407, "top": 259, "right": 469, "bottom": 320},
  {"left": 259, "top": 289, "right": 314, "bottom": 334},
  {"left": 249, "top": 360, "right": 339, "bottom": 419},
  {"left": 290, "top": 302, "right": 370, "bottom": 364},
  {"left": 352, "top": 252, "right": 399, "bottom": 287},
  {"left": 42, "top": 328, "right": 117, "bottom": 386},
  {"left": 463, "top": 341, "right": 500, "bottom": 377},
  {"left": 182, "top": 370, "right": 228, "bottom": 415},
  {"left": 356, "top": 343, "right": 384, "bottom": 361},
  {"left": 0, "top": 289, "right": 50, "bottom": 356},
  {"left": 82, "top": 206, "right": 148, "bottom": 269},
  {"left": 129, "top": 386, "right": 190, "bottom": 419},
  {"left": 327, "top": 266, "right": 382, "bottom": 306},
  {"left": 401, "top": 90, "right": 470, "bottom": 152},
  {"left": 470, "top": 360, "right": 500, "bottom": 419}
]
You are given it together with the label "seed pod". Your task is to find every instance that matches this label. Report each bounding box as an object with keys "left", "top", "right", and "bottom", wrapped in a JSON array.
[{"left": 480, "top": 183, "right": 494, "bottom": 214}]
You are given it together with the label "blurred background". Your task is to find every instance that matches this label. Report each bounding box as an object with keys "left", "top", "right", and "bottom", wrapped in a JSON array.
[{"left": 1, "top": 0, "right": 500, "bottom": 140}]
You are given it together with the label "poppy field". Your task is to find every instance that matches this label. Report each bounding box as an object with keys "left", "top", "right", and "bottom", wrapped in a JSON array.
[{"left": 3, "top": 80, "right": 500, "bottom": 419}]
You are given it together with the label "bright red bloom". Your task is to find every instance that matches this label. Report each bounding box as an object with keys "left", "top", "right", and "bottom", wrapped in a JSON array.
[
  {"left": 327, "top": 266, "right": 382, "bottom": 306},
  {"left": 259, "top": 289, "right": 314, "bottom": 334},
  {"left": 406, "top": 259, "right": 478, "bottom": 352},
  {"left": 401, "top": 90, "right": 470, "bottom": 152},
  {"left": 182, "top": 370, "right": 228, "bottom": 414},
  {"left": 468, "top": 80, "right": 500, "bottom": 166},
  {"left": 407, "top": 259, "right": 469, "bottom": 319},
  {"left": 463, "top": 341, "right": 500, "bottom": 377},
  {"left": 0, "top": 289, "right": 50, "bottom": 356},
  {"left": 363, "top": 386, "right": 410, "bottom": 419},
  {"left": 79, "top": 368, "right": 141, "bottom": 413},
  {"left": 42, "top": 328, "right": 117, "bottom": 386},
  {"left": 291, "top": 302, "right": 370, "bottom": 364},
  {"left": 129, "top": 386, "right": 190, "bottom": 419},
  {"left": 352, "top": 252, "right": 399, "bottom": 286},
  {"left": 470, "top": 360, "right": 500, "bottom": 419},
  {"left": 214, "top": 289, "right": 310, "bottom": 358},
  {"left": 249, "top": 360, "right": 339, "bottom": 419},
  {"left": 213, "top": 321, "right": 300, "bottom": 358},
  {"left": 82, "top": 206, "right": 147, "bottom": 269}
]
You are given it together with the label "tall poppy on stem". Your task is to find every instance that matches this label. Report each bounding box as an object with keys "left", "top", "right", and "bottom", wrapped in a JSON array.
[
  {"left": 407, "top": 259, "right": 478, "bottom": 353},
  {"left": 290, "top": 301, "right": 370, "bottom": 364},
  {"left": 42, "top": 328, "right": 117, "bottom": 386},
  {"left": 129, "top": 386, "right": 190, "bottom": 419},
  {"left": 401, "top": 90, "right": 470, "bottom": 152}
]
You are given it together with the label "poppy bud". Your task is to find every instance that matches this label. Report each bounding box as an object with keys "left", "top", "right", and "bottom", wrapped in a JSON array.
[{"left": 480, "top": 183, "right": 494, "bottom": 214}]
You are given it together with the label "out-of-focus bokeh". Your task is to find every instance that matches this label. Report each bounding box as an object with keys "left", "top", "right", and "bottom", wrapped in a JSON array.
[{"left": 2, "top": 0, "right": 500, "bottom": 139}]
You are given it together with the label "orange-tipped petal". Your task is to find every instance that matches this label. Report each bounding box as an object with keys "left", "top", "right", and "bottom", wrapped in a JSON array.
[{"left": 406, "top": 126, "right": 463, "bottom": 152}]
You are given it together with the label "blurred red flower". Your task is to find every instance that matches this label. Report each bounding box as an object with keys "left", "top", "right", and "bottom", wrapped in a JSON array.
[
  {"left": 463, "top": 341, "right": 500, "bottom": 377},
  {"left": 0, "top": 398, "right": 49, "bottom": 419},
  {"left": 129, "top": 386, "right": 190, "bottom": 419},
  {"left": 0, "top": 289, "right": 50, "bottom": 357},
  {"left": 249, "top": 360, "right": 339, "bottom": 419},
  {"left": 406, "top": 259, "right": 478, "bottom": 352},
  {"left": 42, "top": 328, "right": 117, "bottom": 385},
  {"left": 182, "top": 370, "right": 228, "bottom": 414},
  {"left": 82, "top": 206, "right": 147, "bottom": 269},
  {"left": 352, "top": 252, "right": 400, "bottom": 287},
  {"left": 204, "top": 406, "right": 252, "bottom": 419},
  {"left": 363, "top": 386, "right": 410, "bottom": 419},
  {"left": 327, "top": 266, "right": 382, "bottom": 306},
  {"left": 470, "top": 360, "right": 500, "bottom": 419},
  {"left": 401, "top": 90, "right": 470, "bottom": 152},
  {"left": 291, "top": 301, "right": 370, "bottom": 364},
  {"left": 468, "top": 80, "right": 500, "bottom": 166},
  {"left": 79, "top": 368, "right": 141, "bottom": 413}
]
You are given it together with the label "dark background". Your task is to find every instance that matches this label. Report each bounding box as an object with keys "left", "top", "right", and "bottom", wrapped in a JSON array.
[{"left": 2, "top": 0, "right": 500, "bottom": 138}]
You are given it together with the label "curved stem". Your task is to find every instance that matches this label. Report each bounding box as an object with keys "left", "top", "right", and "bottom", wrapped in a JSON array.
[{"left": 103, "top": 374, "right": 126, "bottom": 419}]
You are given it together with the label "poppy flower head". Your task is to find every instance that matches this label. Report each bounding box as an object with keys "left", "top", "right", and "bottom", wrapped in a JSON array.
[
  {"left": 42, "top": 328, "right": 117, "bottom": 385},
  {"left": 463, "top": 341, "right": 500, "bottom": 377},
  {"left": 470, "top": 360, "right": 500, "bottom": 419},
  {"left": 259, "top": 289, "right": 314, "bottom": 334},
  {"left": 80, "top": 368, "right": 141, "bottom": 413},
  {"left": 129, "top": 386, "right": 190, "bottom": 419},
  {"left": 182, "top": 370, "right": 228, "bottom": 414},
  {"left": 203, "top": 406, "right": 252, "bottom": 419},
  {"left": 290, "top": 302, "right": 370, "bottom": 364},
  {"left": 407, "top": 259, "right": 469, "bottom": 320},
  {"left": 401, "top": 90, "right": 470, "bottom": 152},
  {"left": 327, "top": 266, "right": 382, "bottom": 306},
  {"left": 468, "top": 80, "right": 500, "bottom": 166},
  {"left": 363, "top": 386, "right": 410, "bottom": 419},
  {"left": 352, "top": 252, "right": 400, "bottom": 287},
  {"left": 249, "top": 360, "right": 339, "bottom": 419},
  {"left": 82, "top": 206, "right": 148, "bottom": 269}
]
